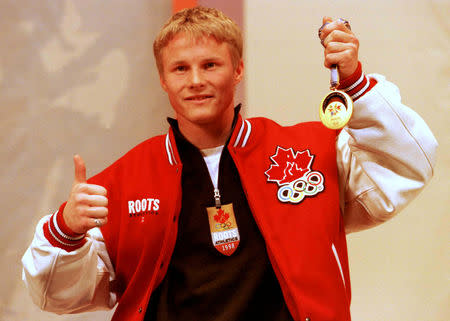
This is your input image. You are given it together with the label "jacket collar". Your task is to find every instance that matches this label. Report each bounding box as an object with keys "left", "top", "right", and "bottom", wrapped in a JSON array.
[
  {"left": 229, "top": 108, "right": 252, "bottom": 149},
  {"left": 164, "top": 104, "right": 253, "bottom": 166}
]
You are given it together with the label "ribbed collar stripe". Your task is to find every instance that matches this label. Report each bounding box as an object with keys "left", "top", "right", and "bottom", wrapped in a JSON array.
[
  {"left": 165, "top": 133, "right": 177, "bottom": 166},
  {"left": 342, "top": 73, "right": 364, "bottom": 92},
  {"left": 233, "top": 117, "right": 246, "bottom": 148},
  {"left": 242, "top": 120, "right": 252, "bottom": 147},
  {"left": 351, "top": 78, "right": 370, "bottom": 100},
  {"left": 233, "top": 118, "right": 252, "bottom": 148}
]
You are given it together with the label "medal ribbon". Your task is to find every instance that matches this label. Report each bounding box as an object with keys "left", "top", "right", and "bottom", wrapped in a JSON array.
[{"left": 330, "top": 65, "right": 339, "bottom": 90}]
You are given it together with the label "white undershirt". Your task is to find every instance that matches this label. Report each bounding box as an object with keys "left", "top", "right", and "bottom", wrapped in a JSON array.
[{"left": 200, "top": 145, "right": 224, "bottom": 189}]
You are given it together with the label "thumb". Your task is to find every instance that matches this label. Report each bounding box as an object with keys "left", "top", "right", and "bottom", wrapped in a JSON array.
[{"left": 73, "top": 154, "right": 87, "bottom": 183}]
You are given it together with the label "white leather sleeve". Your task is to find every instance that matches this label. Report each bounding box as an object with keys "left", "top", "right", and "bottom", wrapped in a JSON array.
[
  {"left": 337, "top": 74, "right": 438, "bottom": 233},
  {"left": 22, "top": 215, "right": 117, "bottom": 314}
]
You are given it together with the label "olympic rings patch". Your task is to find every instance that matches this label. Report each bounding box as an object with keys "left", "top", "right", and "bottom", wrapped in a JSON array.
[
  {"left": 277, "top": 171, "right": 324, "bottom": 203},
  {"left": 265, "top": 146, "right": 325, "bottom": 204}
]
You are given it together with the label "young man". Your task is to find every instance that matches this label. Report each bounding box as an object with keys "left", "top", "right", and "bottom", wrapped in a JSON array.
[{"left": 22, "top": 7, "right": 437, "bottom": 321}]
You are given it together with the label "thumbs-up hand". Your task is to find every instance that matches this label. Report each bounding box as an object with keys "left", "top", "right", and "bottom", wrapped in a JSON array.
[{"left": 62, "top": 155, "right": 108, "bottom": 234}]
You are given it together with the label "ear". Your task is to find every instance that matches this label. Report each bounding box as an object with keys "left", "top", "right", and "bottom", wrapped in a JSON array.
[
  {"left": 159, "top": 74, "right": 168, "bottom": 92},
  {"left": 233, "top": 59, "right": 244, "bottom": 85}
]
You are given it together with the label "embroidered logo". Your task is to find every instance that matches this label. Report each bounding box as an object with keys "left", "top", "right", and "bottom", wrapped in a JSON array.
[
  {"left": 128, "top": 198, "right": 160, "bottom": 217},
  {"left": 265, "top": 146, "right": 324, "bottom": 204}
]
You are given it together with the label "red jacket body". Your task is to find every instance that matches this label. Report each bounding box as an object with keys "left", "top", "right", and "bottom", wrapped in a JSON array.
[{"left": 90, "top": 114, "right": 350, "bottom": 321}]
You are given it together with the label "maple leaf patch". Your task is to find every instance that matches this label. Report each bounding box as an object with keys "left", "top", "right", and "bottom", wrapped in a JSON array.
[
  {"left": 265, "top": 147, "right": 314, "bottom": 185},
  {"left": 265, "top": 146, "right": 324, "bottom": 204}
]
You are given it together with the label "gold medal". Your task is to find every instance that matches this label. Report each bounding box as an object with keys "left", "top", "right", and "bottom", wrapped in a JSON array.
[{"left": 319, "top": 66, "right": 353, "bottom": 129}]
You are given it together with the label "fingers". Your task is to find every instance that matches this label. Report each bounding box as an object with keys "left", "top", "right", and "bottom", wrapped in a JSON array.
[
  {"left": 319, "top": 16, "right": 333, "bottom": 41},
  {"left": 323, "top": 34, "right": 358, "bottom": 69},
  {"left": 73, "top": 204, "right": 108, "bottom": 218},
  {"left": 64, "top": 154, "right": 109, "bottom": 234},
  {"left": 324, "top": 37, "right": 353, "bottom": 54},
  {"left": 73, "top": 154, "right": 87, "bottom": 184},
  {"left": 72, "top": 210, "right": 108, "bottom": 231},
  {"left": 318, "top": 17, "right": 354, "bottom": 47},
  {"left": 323, "top": 51, "right": 356, "bottom": 73},
  {"left": 318, "top": 17, "right": 359, "bottom": 79},
  {"left": 87, "top": 206, "right": 108, "bottom": 218},
  {"left": 72, "top": 154, "right": 107, "bottom": 200},
  {"left": 66, "top": 198, "right": 109, "bottom": 233},
  {"left": 322, "top": 29, "right": 357, "bottom": 49},
  {"left": 74, "top": 183, "right": 107, "bottom": 196},
  {"left": 74, "top": 193, "right": 108, "bottom": 207},
  {"left": 92, "top": 217, "right": 108, "bottom": 228}
]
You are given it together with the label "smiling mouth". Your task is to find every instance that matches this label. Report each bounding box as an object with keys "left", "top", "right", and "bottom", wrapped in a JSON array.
[{"left": 185, "top": 95, "right": 214, "bottom": 101}]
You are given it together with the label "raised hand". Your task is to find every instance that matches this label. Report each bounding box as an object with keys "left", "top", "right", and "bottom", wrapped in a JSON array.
[
  {"left": 62, "top": 155, "right": 108, "bottom": 234},
  {"left": 318, "top": 16, "right": 359, "bottom": 80}
]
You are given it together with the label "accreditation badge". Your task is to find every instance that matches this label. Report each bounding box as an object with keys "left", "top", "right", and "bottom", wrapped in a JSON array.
[{"left": 206, "top": 203, "right": 240, "bottom": 256}]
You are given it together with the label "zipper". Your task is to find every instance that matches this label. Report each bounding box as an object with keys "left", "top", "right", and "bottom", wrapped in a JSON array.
[
  {"left": 200, "top": 144, "right": 224, "bottom": 209},
  {"left": 214, "top": 188, "right": 221, "bottom": 208}
]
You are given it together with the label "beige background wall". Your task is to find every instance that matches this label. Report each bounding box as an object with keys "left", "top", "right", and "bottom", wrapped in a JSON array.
[
  {"left": 0, "top": 0, "right": 448, "bottom": 320},
  {"left": 245, "top": 1, "right": 449, "bottom": 320},
  {"left": 1, "top": 1, "right": 171, "bottom": 320}
]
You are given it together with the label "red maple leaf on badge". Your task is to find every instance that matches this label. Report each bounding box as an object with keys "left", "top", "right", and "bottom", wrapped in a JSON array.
[
  {"left": 265, "top": 147, "right": 314, "bottom": 185},
  {"left": 214, "top": 208, "right": 229, "bottom": 224}
]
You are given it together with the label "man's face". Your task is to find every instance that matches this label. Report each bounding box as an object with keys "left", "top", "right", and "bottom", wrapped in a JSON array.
[{"left": 159, "top": 33, "right": 243, "bottom": 136}]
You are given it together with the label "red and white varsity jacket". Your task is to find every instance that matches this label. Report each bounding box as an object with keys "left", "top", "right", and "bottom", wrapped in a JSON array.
[{"left": 22, "top": 73, "right": 437, "bottom": 321}]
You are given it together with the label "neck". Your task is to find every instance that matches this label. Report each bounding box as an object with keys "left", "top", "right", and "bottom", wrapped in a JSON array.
[{"left": 178, "top": 108, "right": 235, "bottom": 149}]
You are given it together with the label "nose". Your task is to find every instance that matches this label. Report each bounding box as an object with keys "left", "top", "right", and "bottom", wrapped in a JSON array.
[{"left": 188, "top": 67, "right": 205, "bottom": 90}]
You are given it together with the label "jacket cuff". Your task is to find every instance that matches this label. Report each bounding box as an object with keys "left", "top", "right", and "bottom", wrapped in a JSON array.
[
  {"left": 43, "top": 202, "right": 86, "bottom": 251},
  {"left": 338, "top": 61, "right": 377, "bottom": 101}
]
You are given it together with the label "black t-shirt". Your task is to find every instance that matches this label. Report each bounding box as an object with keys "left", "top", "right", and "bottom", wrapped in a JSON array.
[{"left": 145, "top": 118, "right": 293, "bottom": 321}]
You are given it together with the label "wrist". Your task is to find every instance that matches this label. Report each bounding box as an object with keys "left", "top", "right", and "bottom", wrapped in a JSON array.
[
  {"left": 338, "top": 61, "right": 376, "bottom": 101},
  {"left": 43, "top": 202, "right": 86, "bottom": 251},
  {"left": 60, "top": 203, "right": 85, "bottom": 236}
]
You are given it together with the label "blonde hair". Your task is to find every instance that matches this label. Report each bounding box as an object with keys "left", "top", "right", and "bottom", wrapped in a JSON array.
[{"left": 153, "top": 7, "right": 243, "bottom": 74}]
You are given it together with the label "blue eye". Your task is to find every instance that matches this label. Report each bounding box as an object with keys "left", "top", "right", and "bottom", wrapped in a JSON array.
[
  {"left": 205, "top": 62, "right": 216, "bottom": 69},
  {"left": 175, "top": 66, "right": 186, "bottom": 72}
]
